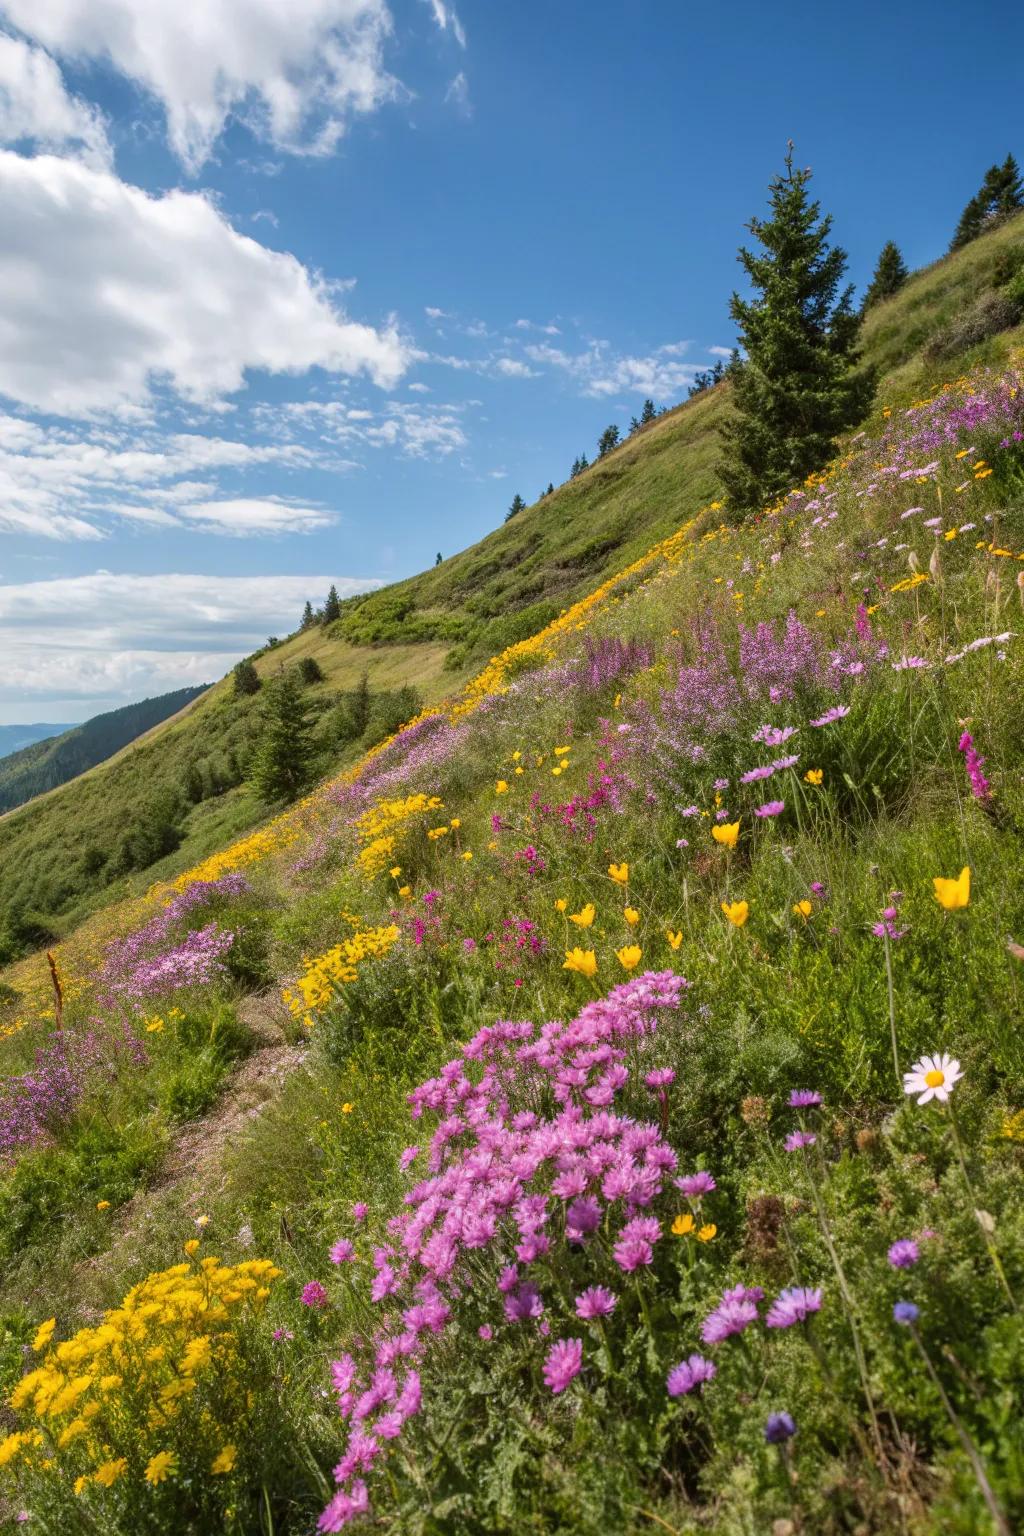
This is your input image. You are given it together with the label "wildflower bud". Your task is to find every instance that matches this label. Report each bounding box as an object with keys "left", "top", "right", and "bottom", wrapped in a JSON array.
[
  {"left": 855, "top": 1127, "right": 879, "bottom": 1154},
  {"left": 741, "top": 1095, "right": 770, "bottom": 1127},
  {"left": 928, "top": 546, "right": 942, "bottom": 584},
  {"left": 908, "top": 551, "right": 920, "bottom": 572}
]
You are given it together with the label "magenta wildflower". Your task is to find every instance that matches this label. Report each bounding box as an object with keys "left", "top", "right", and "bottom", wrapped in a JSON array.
[
  {"left": 613, "top": 1235, "right": 654, "bottom": 1272},
  {"left": 352, "top": 1202, "right": 369, "bottom": 1224},
  {"left": 958, "top": 731, "right": 993, "bottom": 802},
  {"left": 317, "top": 1480, "right": 370, "bottom": 1531},
  {"left": 542, "top": 1337, "right": 583, "bottom": 1394},
  {"left": 399, "top": 1146, "right": 420, "bottom": 1172},
  {"left": 755, "top": 800, "right": 785, "bottom": 818},
  {"left": 666, "top": 1353, "right": 717, "bottom": 1397},
  {"left": 810, "top": 705, "right": 850, "bottom": 727},
  {"left": 784, "top": 1131, "right": 816, "bottom": 1151},
  {"left": 675, "top": 1171, "right": 716, "bottom": 1198},
  {"left": 887, "top": 1239, "right": 920, "bottom": 1269},
  {"left": 575, "top": 1286, "right": 618, "bottom": 1319},
  {"left": 765, "top": 1286, "right": 823, "bottom": 1328},
  {"left": 330, "top": 1240, "right": 356, "bottom": 1265},
  {"left": 788, "top": 1090, "right": 821, "bottom": 1108},
  {"left": 302, "top": 1281, "right": 329, "bottom": 1309},
  {"left": 645, "top": 1067, "right": 676, "bottom": 1090}
]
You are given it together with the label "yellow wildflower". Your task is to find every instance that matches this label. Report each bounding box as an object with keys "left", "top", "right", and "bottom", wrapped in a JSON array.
[
  {"left": 623, "top": 907, "right": 640, "bottom": 927},
  {"left": 211, "top": 1444, "right": 237, "bottom": 1475},
  {"left": 804, "top": 768, "right": 823, "bottom": 786},
  {"left": 389, "top": 866, "right": 401, "bottom": 878},
  {"left": 495, "top": 781, "right": 509, "bottom": 795},
  {"left": 671, "top": 1213, "right": 695, "bottom": 1236},
  {"left": 721, "top": 900, "right": 749, "bottom": 928},
  {"left": 615, "top": 945, "right": 642, "bottom": 972},
  {"left": 608, "top": 862, "right": 629, "bottom": 885},
  {"left": 183, "top": 1239, "right": 201, "bottom": 1257},
  {"left": 554, "top": 898, "right": 568, "bottom": 912},
  {"left": 711, "top": 821, "right": 740, "bottom": 849},
  {"left": 665, "top": 930, "right": 683, "bottom": 950},
  {"left": 32, "top": 1318, "right": 56, "bottom": 1352},
  {"left": 398, "top": 885, "right": 411, "bottom": 898},
  {"left": 94, "top": 1458, "right": 128, "bottom": 1487},
  {"left": 462, "top": 850, "right": 473, "bottom": 861},
  {"left": 563, "top": 948, "right": 598, "bottom": 979},
  {"left": 698, "top": 1224, "right": 717, "bottom": 1243},
  {"left": 342, "top": 1102, "right": 354, "bottom": 1114},
  {"left": 96, "top": 1200, "right": 111, "bottom": 1211},
  {"left": 933, "top": 866, "right": 970, "bottom": 910},
  {"left": 569, "top": 903, "right": 595, "bottom": 928},
  {"left": 145, "top": 1450, "right": 177, "bottom": 1485},
  {"left": 793, "top": 900, "right": 812, "bottom": 919}
]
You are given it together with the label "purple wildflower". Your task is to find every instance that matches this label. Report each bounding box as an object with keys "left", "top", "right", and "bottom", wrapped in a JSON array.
[
  {"left": 675, "top": 1171, "right": 716, "bottom": 1198},
  {"left": 765, "top": 1286, "right": 823, "bottom": 1328},
  {"left": 645, "top": 1067, "right": 676, "bottom": 1090},
  {"left": 330, "top": 1240, "right": 356, "bottom": 1265},
  {"left": 887, "top": 1239, "right": 919, "bottom": 1270},
  {"left": 542, "top": 1338, "right": 583, "bottom": 1394},
  {"left": 788, "top": 1090, "right": 822, "bottom": 1108},
  {"left": 893, "top": 1301, "right": 919, "bottom": 1325},
  {"left": 701, "top": 1284, "right": 762, "bottom": 1343},
  {"left": 352, "top": 1202, "right": 369, "bottom": 1224},
  {"left": 755, "top": 800, "right": 785, "bottom": 818},
  {"left": 764, "top": 1412, "right": 796, "bottom": 1444},
  {"left": 302, "top": 1281, "right": 329, "bottom": 1309},
  {"left": 666, "top": 1353, "right": 717, "bottom": 1397},
  {"left": 784, "top": 1131, "right": 816, "bottom": 1152},
  {"left": 958, "top": 731, "right": 992, "bottom": 802},
  {"left": 613, "top": 1236, "right": 654, "bottom": 1272},
  {"left": 810, "top": 705, "right": 850, "bottom": 727}
]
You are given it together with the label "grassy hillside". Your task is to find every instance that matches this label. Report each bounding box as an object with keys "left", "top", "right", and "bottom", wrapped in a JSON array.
[
  {"left": 0, "top": 214, "right": 1021, "bottom": 955},
  {"left": 0, "top": 687, "right": 207, "bottom": 815},
  {"left": 0, "top": 329, "right": 1022, "bottom": 1533}
]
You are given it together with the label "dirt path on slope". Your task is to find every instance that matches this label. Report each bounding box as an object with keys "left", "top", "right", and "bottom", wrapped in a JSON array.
[{"left": 67, "top": 993, "right": 308, "bottom": 1318}]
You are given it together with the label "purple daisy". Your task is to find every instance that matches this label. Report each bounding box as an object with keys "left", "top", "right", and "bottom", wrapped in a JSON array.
[
  {"left": 675, "top": 1171, "right": 717, "bottom": 1198},
  {"left": 887, "top": 1239, "right": 919, "bottom": 1270},
  {"left": 542, "top": 1337, "right": 583, "bottom": 1394},
  {"left": 765, "top": 1286, "right": 823, "bottom": 1328},
  {"left": 666, "top": 1353, "right": 717, "bottom": 1397},
  {"left": 784, "top": 1131, "right": 816, "bottom": 1152},
  {"left": 788, "top": 1090, "right": 822, "bottom": 1108},
  {"left": 575, "top": 1286, "right": 618, "bottom": 1320}
]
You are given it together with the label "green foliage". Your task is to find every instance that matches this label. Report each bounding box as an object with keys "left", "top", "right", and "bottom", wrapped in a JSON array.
[
  {"left": 720, "top": 147, "right": 875, "bottom": 513},
  {"left": 322, "top": 583, "right": 342, "bottom": 623},
  {"left": 924, "top": 288, "right": 1022, "bottom": 361},
  {"left": 249, "top": 669, "right": 316, "bottom": 805},
  {"left": 597, "top": 423, "right": 620, "bottom": 456},
  {"left": 951, "top": 154, "right": 1024, "bottom": 250},
  {"left": 154, "top": 1003, "right": 251, "bottom": 1121},
  {"left": 504, "top": 493, "right": 527, "bottom": 523},
  {"left": 232, "top": 658, "right": 261, "bottom": 698},
  {"left": 862, "top": 239, "right": 909, "bottom": 310},
  {"left": 298, "top": 655, "right": 325, "bottom": 685}
]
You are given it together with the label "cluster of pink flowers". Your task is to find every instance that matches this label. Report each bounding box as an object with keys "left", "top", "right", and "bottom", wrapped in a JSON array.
[
  {"left": 318, "top": 971, "right": 691, "bottom": 1531},
  {"left": 958, "top": 731, "right": 992, "bottom": 803}
]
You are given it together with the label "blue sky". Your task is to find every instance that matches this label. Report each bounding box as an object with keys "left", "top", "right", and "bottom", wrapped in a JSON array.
[{"left": 0, "top": 0, "right": 1021, "bottom": 721}]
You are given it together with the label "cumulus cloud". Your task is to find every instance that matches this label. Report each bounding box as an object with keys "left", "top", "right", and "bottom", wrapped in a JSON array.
[
  {"left": 492, "top": 358, "right": 538, "bottom": 379},
  {"left": 0, "top": 32, "right": 111, "bottom": 165},
  {"left": 178, "top": 497, "right": 333, "bottom": 534},
  {"left": 708, "top": 345, "right": 734, "bottom": 358},
  {"left": 0, "top": 151, "right": 410, "bottom": 417},
  {"left": 523, "top": 340, "right": 697, "bottom": 401},
  {"left": 0, "top": 571, "right": 381, "bottom": 715},
  {"left": 513, "top": 318, "right": 561, "bottom": 336},
  {"left": 1, "top": 0, "right": 399, "bottom": 170}
]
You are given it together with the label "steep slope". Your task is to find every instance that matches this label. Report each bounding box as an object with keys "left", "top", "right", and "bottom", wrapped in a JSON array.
[
  {"left": 1, "top": 338, "right": 1022, "bottom": 1535},
  {"left": 0, "top": 687, "right": 208, "bottom": 814},
  {"left": 0, "top": 211, "right": 1021, "bottom": 948}
]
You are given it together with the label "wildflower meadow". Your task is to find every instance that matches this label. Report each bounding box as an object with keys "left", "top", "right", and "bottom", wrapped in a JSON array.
[{"left": 1, "top": 353, "right": 1023, "bottom": 1534}]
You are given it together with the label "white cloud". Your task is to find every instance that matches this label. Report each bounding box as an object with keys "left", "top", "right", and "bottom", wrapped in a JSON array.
[
  {"left": 0, "top": 151, "right": 410, "bottom": 417},
  {"left": 424, "top": 306, "right": 450, "bottom": 320},
  {"left": 514, "top": 318, "right": 561, "bottom": 336},
  {"left": 0, "top": 32, "right": 111, "bottom": 166},
  {"left": 406, "top": 381, "right": 431, "bottom": 393},
  {"left": 1, "top": 0, "right": 398, "bottom": 171},
  {"left": 423, "top": 0, "right": 466, "bottom": 48},
  {"left": 0, "top": 571, "right": 381, "bottom": 715},
  {"left": 708, "top": 345, "right": 734, "bottom": 359},
  {"left": 492, "top": 358, "right": 537, "bottom": 379},
  {"left": 255, "top": 397, "right": 468, "bottom": 457},
  {"left": 0, "top": 413, "right": 328, "bottom": 538},
  {"left": 523, "top": 341, "right": 697, "bottom": 401},
  {"left": 444, "top": 70, "right": 470, "bottom": 116},
  {"left": 179, "top": 497, "right": 333, "bottom": 534}
]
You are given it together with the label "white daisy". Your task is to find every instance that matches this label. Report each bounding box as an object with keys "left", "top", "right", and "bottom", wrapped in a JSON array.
[{"left": 903, "top": 1053, "right": 963, "bottom": 1105}]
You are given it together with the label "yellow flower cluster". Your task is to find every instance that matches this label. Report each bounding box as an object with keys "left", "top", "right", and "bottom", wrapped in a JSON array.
[
  {"left": 282, "top": 923, "right": 400, "bottom": 1027},
  {"left": 1, "top": 1255, "right": 279, "bottom": 1502},
  {"left": 353, "top": 793, "right": 444, "bottom": 878}
]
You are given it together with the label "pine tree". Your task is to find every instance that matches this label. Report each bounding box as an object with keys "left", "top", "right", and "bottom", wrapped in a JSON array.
[
  {"left": 435, "top": 552, "right": 443, "bottom": 565},
  {"left": 862, "top": 241, "right": 909, "bottom": 310},
  {"left": 233, "top": 658, "right": 261, "bottom": 698},
  {"left": 505, "top": 493, "right": 527, "bottom": 522},
  {"left": 640, "top": 398, "right": 657, "bottom": 426},
  {"left": 546, "top": 482, "right": 554, "bottom": 496},
  {"left": 569, "top": 457, "right": 582, "bottom": 479},
  {"left": 597, "top": 424, "right": 620, "bottom": 457},
  {"left": 298, "top": 656, "right": 325, "bottom": 685},
  {"left": 951, "top": 155, "right": 1024, "bottom": 250},
  {"left": 300, "top": 600, "right": 315, "bottom": 630},
  {"left": 322, "top": 584, "right": 342, "bottom": 624},
  {"left": 249, "top": 669, "right": 315, "bottom": 803},
  {"left": 719, "top": 147, "right": 874, "bottom": 515}
]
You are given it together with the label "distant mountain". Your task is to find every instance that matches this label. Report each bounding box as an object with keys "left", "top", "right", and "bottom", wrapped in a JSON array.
[
  {"left": 0, "top": 724, "right": 74, "bottom": 758},
  {"left": 0, "top": 688, "right": 208, "bottom": 815}
]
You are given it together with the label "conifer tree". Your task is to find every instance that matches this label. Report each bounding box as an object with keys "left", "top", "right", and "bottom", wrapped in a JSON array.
[
  {"left": 505, "top": 493, "right": 527, "bottom": 522},
  {"left": 569, "top": 457, "right": 582, "bottom": 479},
  {"left": 597, "top": 424, "right": 620, "bottom": 457},
  {"left": 640, "top": 398, "right": 657, "bottom": 425},
  {"left": 951, "top": 155, "right": 1024, "bottom": 250},
  {"left": 719, "top": 147, "right": 874, "bottom": 515},
  {"left": 546, "top": 482, "right": 554, "bottom": 496},
  {"left": 250, "top": 669, "right": 315, "bottom": 803},
  {"left": 300, "top": 600, "right": 315, "bottom": 630},
  {"left": 862, "top": 241, "right": 909, "bottom": 310},
  {"left": 233, "top": 658, "right": 261, "bottom": 697},
  {"left": 322, "top": 584, "right": 342, "bottom": 624}
]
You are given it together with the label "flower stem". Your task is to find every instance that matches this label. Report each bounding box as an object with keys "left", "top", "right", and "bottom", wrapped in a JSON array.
[
  {"left": 908, "top": 1325, "right": 1010, "bottom": 1536},
  {"left": 947, "top": 1103, "right": 1017, "bottom": 1312},
  {"left": 882, "top": 928, "right": 899, "bottom": 1091}
]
